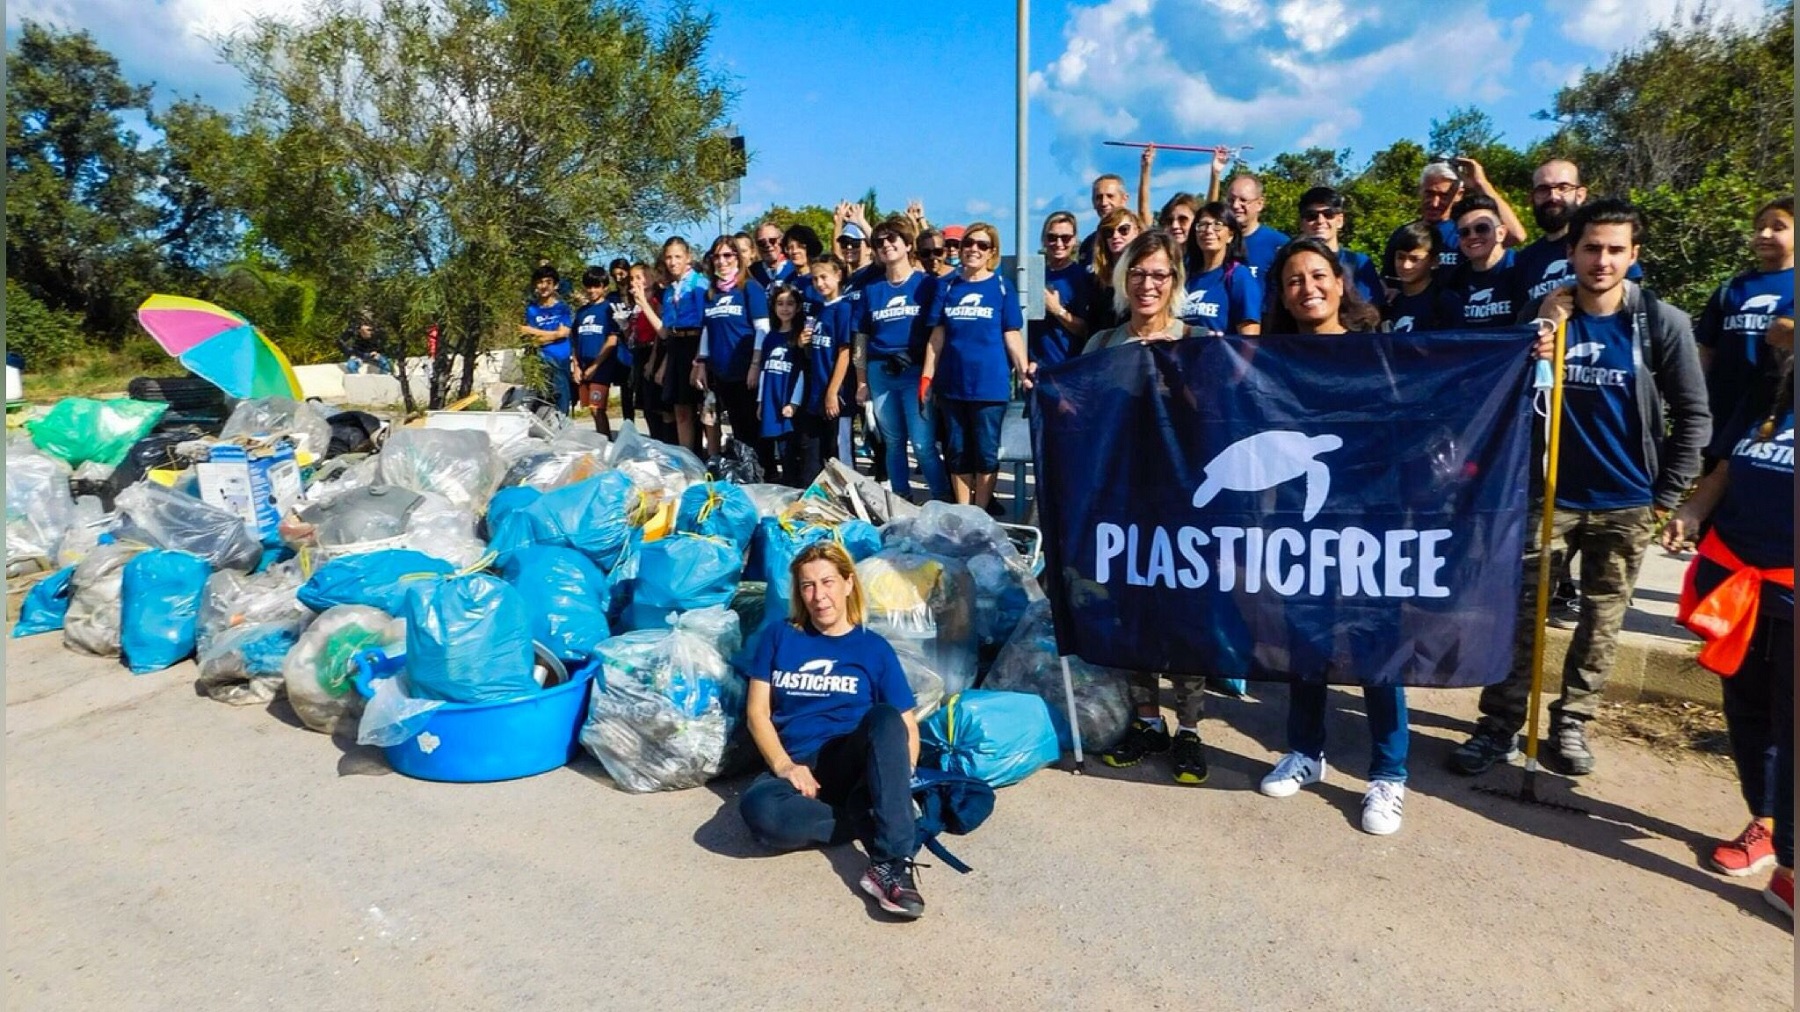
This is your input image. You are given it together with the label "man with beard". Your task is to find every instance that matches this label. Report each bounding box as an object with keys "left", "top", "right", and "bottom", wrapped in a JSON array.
[{"left": 1514, "top": 159, "right": 1643, "bottom": 304}]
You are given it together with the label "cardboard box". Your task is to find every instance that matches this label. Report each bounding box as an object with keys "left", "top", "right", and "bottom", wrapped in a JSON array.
[{"left": 196, "top": 440, "right": 302, "bottom": 539}]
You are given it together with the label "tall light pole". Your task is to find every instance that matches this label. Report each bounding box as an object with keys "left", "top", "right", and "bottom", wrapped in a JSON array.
[{"left": 1015, "top": 0, "right": 1030, "bottom": 311}]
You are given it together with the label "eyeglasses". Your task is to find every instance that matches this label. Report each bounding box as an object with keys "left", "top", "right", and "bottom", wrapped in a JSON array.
[
  {"left": 757, "top": 237, "right": 782, "bottom": 247},
  {"left": 1300, "top": 208, "right": 1339, "bottom": 222},
  {"left": 875, "top": 233, "right": 906, "bottom": 247},
  {"left": 836, "top": 236, "right": 865, "bottom": 247},
  {"left": 1127, "top": 268, "right": 1175, "bottom": 286},
  {"left": 963, "top": 238, "right": 994, "bottom": 251},
  {"left": 714, "top": 250, "right": 739, "bottom": 259},
  {"left": 1532, "top": 182, "right": 1580, "bottom": 198},
  {"left": 1457, "top": 220, "right": 1496, "bottom": 238},
  {"left": 917, "top": 246, "right": 945, "bottom": 257},
  {"left": 1194, "top": 220, "right": 1229, "bottom": 232},
  {"left": 1044, "top": 232, "right": 1077, "bottom": 244},
  {"left": 1105, "top": 224, "right": 1137, "bottom": 237}
]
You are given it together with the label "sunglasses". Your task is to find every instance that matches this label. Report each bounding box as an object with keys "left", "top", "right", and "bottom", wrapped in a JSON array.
[
  {"left": 1301, "top": 208, "right": 1339, "bottom": 222},
  {"left": 1044, "top": 233, "right": 1077, "bottom": 244},
  {"left": 836, "top": 236, "right": 865, "bottom": 247},
  {"left": 757, "top": 237, "right": 782, "bottom": 247},
  {"left": 962, "top": 238, "right": 994, "bottom": 251},
  {"left": 1458, "top": 220, "right": 1496, "bottom": 238},
  {"left": 917, "top": 246, "right": 945, "bottom": 257},
  {"left": 874, "top": 233, "right": 906, "bottom": 247},
  {"left": 1105, "top": 224, "right": 1136, "bottom": 236},
  {"left": 944, "top": 239, "right": 963, "bottom": 249}
]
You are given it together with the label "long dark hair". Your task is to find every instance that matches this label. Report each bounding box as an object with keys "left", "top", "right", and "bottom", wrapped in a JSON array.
[
  {"left": 1263, "top": 238, "right": 1381, "bottom": 334},
  {"left": 1186, "top": 200, "right": 1246, "bottom": 272},
  {"left": 766, "top": 281, "right": 806, "bottom": 339},
  {"left": 1757, "top": 354, "right": 1795, "bottom": 441}
]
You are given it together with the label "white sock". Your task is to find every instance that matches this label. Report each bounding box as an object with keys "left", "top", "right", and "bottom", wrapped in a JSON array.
[
  {"left": 1178, "top": 725, "right": 1198, "bottom": 736},
  {"left": 1141, "top": 715, "right": 1165, "bottom": 731}
]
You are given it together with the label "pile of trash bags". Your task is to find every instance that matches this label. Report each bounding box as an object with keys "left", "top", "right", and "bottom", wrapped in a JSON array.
[{"left": 11, "top": 397, "right": 1073, "bottom": 796}]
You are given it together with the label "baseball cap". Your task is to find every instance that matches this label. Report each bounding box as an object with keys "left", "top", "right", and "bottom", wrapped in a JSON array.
[
  {"left": 942, "top": 224, "right": 966, "bottom": 241},
  {"left": 839, "top": 222, "right": 867, "bottom": 242}
]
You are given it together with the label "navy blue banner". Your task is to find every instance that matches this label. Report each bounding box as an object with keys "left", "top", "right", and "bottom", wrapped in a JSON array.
[{"left": 1030, "top": 328, "right": 1536, "bottom": 687}]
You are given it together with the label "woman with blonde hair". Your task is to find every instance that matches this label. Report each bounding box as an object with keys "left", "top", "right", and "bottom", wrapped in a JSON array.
[
  {"left": 740, "top": 541, "right": 925, "bottom": 919},
  {"left": 1086, "top": 207, "right": 1141, "bottom": 335}
]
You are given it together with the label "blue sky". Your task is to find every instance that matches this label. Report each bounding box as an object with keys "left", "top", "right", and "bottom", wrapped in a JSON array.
[{"left": 8, "top": 0, "right": 1776, "bottom": 244}]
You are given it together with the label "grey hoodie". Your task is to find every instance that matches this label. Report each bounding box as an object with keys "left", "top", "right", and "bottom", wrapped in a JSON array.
[{"left": 1519, "top": 280, "right": 1712, "bottom": 510}]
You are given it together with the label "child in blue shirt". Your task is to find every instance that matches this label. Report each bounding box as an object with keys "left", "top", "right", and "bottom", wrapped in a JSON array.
[
  {"left": 521, "top": 264, "right": 574, "bottom": 414},
  {"left": 757, "top": 290, "right": 806, "bottom": 485}
]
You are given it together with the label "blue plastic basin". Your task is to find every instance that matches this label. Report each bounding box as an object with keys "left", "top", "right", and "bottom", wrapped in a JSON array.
[{"left": 354, "top": 652, "right": 596, "bottom": 783}]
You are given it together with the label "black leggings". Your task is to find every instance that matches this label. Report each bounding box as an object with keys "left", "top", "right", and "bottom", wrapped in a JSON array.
[
  {"left": 714, "top": 377, "right": 772, "bottom": 478},
  {"left": 1720, "top": 614, "right": 1794, "bottom": 867},
  {"left": 739, "top": 704, "right": 915, "bottom": 863}
]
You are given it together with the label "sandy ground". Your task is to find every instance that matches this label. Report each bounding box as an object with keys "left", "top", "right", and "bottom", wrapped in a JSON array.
[{"left": 5, "top": 630, "right": 1794, "bottom": 1011}]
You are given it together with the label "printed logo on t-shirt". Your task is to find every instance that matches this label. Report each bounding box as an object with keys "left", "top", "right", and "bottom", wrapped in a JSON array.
[
  {"left": 770, "top": 658, "right": 859, "bottom": 695},
  {"left": 945, "top": 292, "right": 996, "bottom": 321},
  {"left": 1392, "top": 315, "right": 1415, "bottom": 332},
  {"left": 1528, "top": 259, "right": 1572, "bottom": 301},
  {"left": 1181, "top": 289, "right": 1220, "bottom": 322},
  {"left": 705, "top": 295, "right": 744, "bottom": 319},
  {"left": 870, "top": 294, "right": 918, "bottom": 323},
  {"left": 1725, "top": 292, "right": 1785, "bottom": 332},
  {"left": 1732, "top": 424, "right": 1795, "bottom": 470},
  {"left": 1564, "top": 337, "right": 1630, "bottom": 388},
  {"left": 1462, "top": 285, "right": 1517, "bottom": 322}
]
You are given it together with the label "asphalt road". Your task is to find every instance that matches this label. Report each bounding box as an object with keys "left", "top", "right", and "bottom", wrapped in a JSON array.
[{"left": 6, "top": 632, "right": 1793, "bottom": 1011}]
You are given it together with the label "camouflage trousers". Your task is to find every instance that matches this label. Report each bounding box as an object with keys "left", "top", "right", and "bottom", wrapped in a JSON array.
[
  {"left": 1128, "top": 673, "right": 1208, "bottom": 727},
  {"left": 1478, "top": 504, "right": 1657, "bottom": 734}
]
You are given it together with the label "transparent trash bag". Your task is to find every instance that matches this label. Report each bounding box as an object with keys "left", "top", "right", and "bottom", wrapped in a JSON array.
[
  {"left": 63, "top": 542, "right": 147, "bottom": 657},
  {"left": 985, "top": 599, "right": 1132, "bottom": 752},
  {"left": 283, "top": 605, "right": 403, "bottom": 734},
  {"left": 378, "top": 428, "right": 503, "bottom": 511},
  {"left": 220, "top": 397, "right": 334, "bottom": 459},
  {"left": 114, "top": 481, "right": 263, "bottom": 572}
]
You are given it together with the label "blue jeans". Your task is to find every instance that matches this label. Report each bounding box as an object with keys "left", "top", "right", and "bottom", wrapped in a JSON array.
[
  {"left": 867, "top": 363, "right": 949, "bottom": 501},
  {"left": 939, "top": 398, "right": 1005, "bottom": 475},
  {"left": 738, "top": 704, "right": 917, "bottom": 863},
  {"left": 543, "top": 359, "right": 574, "bottom": 415},
  {"left": 1287, "top": 683, "right": 1409, "bottom": 783}
]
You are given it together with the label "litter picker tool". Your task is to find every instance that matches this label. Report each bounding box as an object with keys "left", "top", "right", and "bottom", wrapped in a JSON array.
[
  {"left": 1103, "top": 141, "right": 1254, "bottom": 156},
  {"left": 1474, "top": 321, "right": 1588, "bottom": 815}
]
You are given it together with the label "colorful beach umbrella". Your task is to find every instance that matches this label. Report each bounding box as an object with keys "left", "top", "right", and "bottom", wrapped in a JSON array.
[{"left": 136, "top": 294, "right": 302, "bottom": 400}]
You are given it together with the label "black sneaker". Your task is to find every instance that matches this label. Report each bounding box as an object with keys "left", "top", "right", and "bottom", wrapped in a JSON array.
[
  {"left": 1546, "top": 721, "right": 1595, "bottom": 776},
  {"left": 1100, "top": 717, "right": 1172, "bottom": 768},
  {"left": 1449, "top": 727, "right": 1521, "bottom": 775},
  {"left": 1547, "top": 581, "right": 1580, "bottom": 630},
  {"left": 859, "top": 858, "right": 925, "bottom": 920},
  {"left": 1170, "top": 729, "right": 1209, "bottom": 785}
]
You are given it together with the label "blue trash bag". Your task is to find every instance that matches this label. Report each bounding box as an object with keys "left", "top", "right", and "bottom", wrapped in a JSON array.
[
  {"left": 484, "top": 485, "right": 541, "bottom": 536},
  {"left": 487, "top": 471, "right": 638, "bottom": 573},
  {"left": 675, "top": 482, "right": 758, "bottom": 556},
  {"left": 759, "top": 517, "right": 883, "bottom": 622},
  {"left": 297, "top": 549, "right": 455, "bottom": 615},
  {"left": 120, "top": 550, "right": 213, "bottom": 674},
  {"left": 499, "top": 545, "right": 611, "bottom": 663},
  {"left": 403, "top": 572, "right": 539, "bottom": 703},
  {"left": 620, "top": 533, "right": 743, "bottom": 632},
  {"left": 920, "top": 689, "right": 1061, "bottom": 788},
  {"left": 13, "top": 567, "right": 75, "bottom": 637}
]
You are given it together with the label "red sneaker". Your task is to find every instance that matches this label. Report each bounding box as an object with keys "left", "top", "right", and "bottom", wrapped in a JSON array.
[
  {"left": 1711, "top": 820, "right": 1777, "bottom": 877},
  {"left": 1763, "top": 870, "right": 1793, "bottom": 921}
]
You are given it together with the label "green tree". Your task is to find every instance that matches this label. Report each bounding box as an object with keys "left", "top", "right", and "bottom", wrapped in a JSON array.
[
  {"left": 6, "top": 22, "right": 235, "bottom": 341},
  {"left": 217, "top": 0, "right": 738, "bottom": 408},
  {"left": 756, "top": 204, "right": 836, "bottom": 248}
]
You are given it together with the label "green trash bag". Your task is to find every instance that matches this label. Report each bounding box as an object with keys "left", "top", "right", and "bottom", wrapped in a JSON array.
[{"left": 25, "top": 398, "right": 169, "bottom": 468}]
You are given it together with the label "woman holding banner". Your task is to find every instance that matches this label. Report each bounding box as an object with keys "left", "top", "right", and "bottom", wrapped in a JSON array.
[
  {"left": 1083, "top": 230, "right": 1217, "bottom": 784},
  {"left": 1257, "top": 238, "right": 1405, "bottom": 834},
  {"left": 1660, "top": 356, "right": 1794, "bottom": 919}
]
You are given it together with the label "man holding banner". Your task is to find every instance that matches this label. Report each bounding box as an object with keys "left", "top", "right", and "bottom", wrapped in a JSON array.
[
  {"left": 1452, "top": 199, "right": 1711, "bottom": 777},
  {"left": 1031, "top": 233, "right": 1543, "bottom": 834}
]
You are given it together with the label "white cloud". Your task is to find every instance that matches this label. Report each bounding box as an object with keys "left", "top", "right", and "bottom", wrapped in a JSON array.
[
  {"left": 1032, "top": 0, "right": 1528, "bottom": 194},
  {"left": 1542, "top": 0, "right": 1767, "bottom": 51}
]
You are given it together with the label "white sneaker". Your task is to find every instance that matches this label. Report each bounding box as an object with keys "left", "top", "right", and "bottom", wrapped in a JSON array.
[
  {"left": 1362, "top": 780, "right": 1406, "bottom": 835},
  {"left": 1259, "top": 752, "right": 1327, "bottom": 798}
]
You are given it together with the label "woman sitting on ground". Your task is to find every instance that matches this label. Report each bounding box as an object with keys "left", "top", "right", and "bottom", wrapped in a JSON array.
[{"left": 739, "top": 541, "right": 925, "bottom": 920}]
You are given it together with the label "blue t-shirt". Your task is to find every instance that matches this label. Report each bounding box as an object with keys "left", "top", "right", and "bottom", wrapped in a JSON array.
[
  {"left": 857, "top": 270, "right": 940, "bottom": 362},
  {"left": 1514, "top": 235, "right": 1645, "bottom": 305},
  {"left": 1708, "top": 404, "right": 1795, "bottom": 577},
  {"left": 1338, "top": 249, "right": 1385, "bottom": 305},
  {"left": 788, "top": 272, "right": 817, "bottom": 303},
  {"left": 1240, "top": 225, "right": 1289, "bottom": 281},
  {"left": 846, "top": 263, "right": 884, "bottom": 304},
  {"left": 1443, "top": 250, "right": 1527, "bottom": 330},
  {"left": 751, "top": 259, "right": 795, "bottom": 287},
  {"left": 1383, "top": 283, "right": 1464, "bottom": 333},
  {"left": 1177, "top": 260, "right": 1262, "bottom": 334},
  {"left": 928, "top": 272, "right": 1025, "bottom": 402},
  {"left": 756, "top": 332, "right": 803, "bottom": 440},
  {"left": 1557, "top": 311, "right": 1652, "bottom": 510},
  {"left": 1031, "top": 261, "right": 1096, "bottom": 367},
  {"left": 802, "top": 296, "right": 856, "bottom": 416},
  {"left": 525, "top": 300, "right": 573, "bottom": 365},
  {"left": 701, "top": 281, "right": 769, "bottom": 382},
  {"left": 750, "top": 622, "right": 915, "bottom": 761},
  {"left": 1385, "top": 220, "right": 1462, "bottom": 277},
  {"left": 1698, "top": 268, "right": 1794, "bottom": 424},
  {"left": 572, "top": 301, "right": 613, "bottom": 367},
  {"left": 661, "top": 269, "right": 709, "bottom": 330}
]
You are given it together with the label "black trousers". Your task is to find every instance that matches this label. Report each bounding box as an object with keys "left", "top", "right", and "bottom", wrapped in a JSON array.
[{"left": 739, "top": 704, "right": 915, "bottom": 863}]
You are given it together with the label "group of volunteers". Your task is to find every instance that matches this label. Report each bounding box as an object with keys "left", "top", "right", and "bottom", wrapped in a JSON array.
[{"left": 515, "top": 148, "right": 1794, "bottom": 922}]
